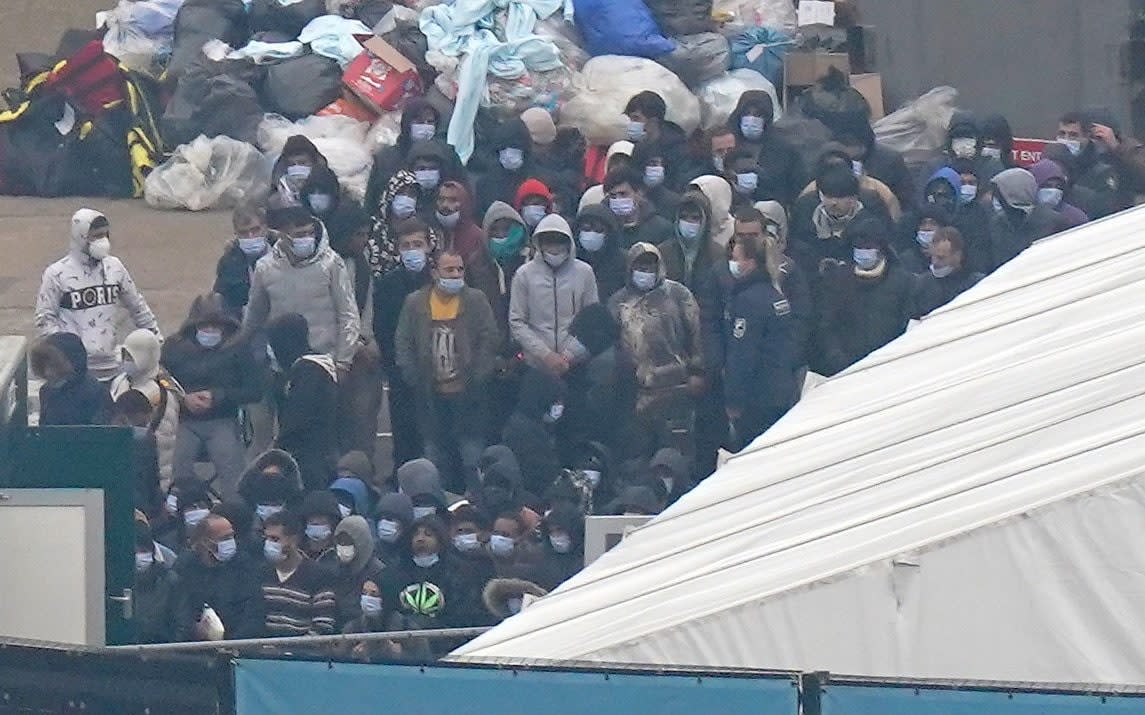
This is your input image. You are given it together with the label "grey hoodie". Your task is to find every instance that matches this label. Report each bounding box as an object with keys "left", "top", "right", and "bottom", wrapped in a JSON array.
[
  {"left": 396, "top": 458, "right": 447, "bottom": 508},
  {"left": 35, "top": 208, "right": 161, "bottom": 379},
  {"left": 688, "top": 176, "right": 734, "bottom": 248},
  {"left": 333, "top": 515, "right": 386, "bottom": 625},
  {"left": 243, "top": 224, "right": 361, "bottom": 369},
  {"left": 992, "top": 168, "right": 1037, "bottom": 214},
  {"left": 508, "top": 214, "right": 600, "bottom": 369}
]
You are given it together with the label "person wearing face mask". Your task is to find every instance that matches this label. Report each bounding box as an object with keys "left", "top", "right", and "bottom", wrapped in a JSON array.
[
  {"left": 939, "top": 112, "right": 1004, "bottom": 181},
  {"left": 373, "top": 491, "right": 415, "bottom": 567},
  {"left": 156, "top": 476, "right": 215, "bottom": 550},
  {"left": 365, "top": 98, "right": 445, "bottom": 214},
  {"left": 406, "top": 139, "right": 455, "bottom": 198},
  {"left": 331, "top": 514, "right": 386, "bottom": 628},
  {"left": 814, "top": 212, "right": 915, "bottom": 377},
  {"left": 432, "top": 180, "right": 500, "bottom": 314},
  {"left": 111, "top": 329, "right": 183, "bottom": 492},
  {"left": 132, "top": 520, "right": 177, "bottom": 643},
  {"left": 578, "top": 141, "right": 637, "bottom": 211},
  {"left": 395, "top": 250, "right": 500, "bottom": 493},
  {"left": 367, "top": 170, "right": 439, "bottom": 277},
  {"left": 300, "top": 165, "right": 343, "bottom": 220},
  {"left": 539, "top": 502, "right": 585, "bottom": 585},
  {"left": 298, "top": 490, "right": 343, "bottom": 564},
  {"left": 214, "top": 203, "right": 276, "bottom": 320},
  {"left": 30, "top": 332, "right": 113, "bottom": 427},
  {"left": 610, "top": 243, "right": 703, "bottom": 460},
  {"left": 502, "top": 369, "right": 567, "bottom": 497},
  {"left": 340, "top": 578, "right": 434, "bottom": 663},
  {"left": 829, "top": 115, "right": 915, "bottom": 213},
  {"left": 265, "top": 313, "right": 340, "bottom": 490},
  {"left": 513, "top": 177, "right": 555, "bottom": 234},
  {"left": 894, "top": 204, "right": 952, "bottom": 275},
  {"left": 397, "top": 457, "right": 452, "bottom": 518},
  {"left": 481, "top": 202, "right": 531, "bottom": 325},
  {"left": 385, "top": 515, "right": 469, "bottom": 634},
  {"left": 476, "top": 117, "right": 535, "bottom": 217},
  {"left": 1029, "top": 158, "right": 1090, "bottom": 230},
  {"left": 163, "top": 293, "right": 261, "bottom": 497},
  {"left": 258, "top": 510, "right": 337, "bottom": 637},
  {"left": 790, "top": 166, "right": 867, "bottom": 276},
  {"left": 573, "top": 204, "right": 627, "bottom": 301},
  {"left": 112, "top": 391, "right": 164, "bottom": 515},
  {"left": 796, "top": 143, "right": 899, "bottom": 221},
  {"left": 603, "top": 167, "right": 675, "bottom": 251},
  {"left": 35, "top": 208, "right": 161, "bottom": 382},
  {"left": 725, "top": 148, "right": 767, "bottom": 210},
  {"left": 988, "top": 167, "right": 1062, "bottom": 270},
  {"left": 630, "top": 141, "right": 681, "bottom": 221},
  {"left": 912, "top": 228, "right": 984, "bottom": 318},
  {"left": 237, "top": 449, "right": 305, "bottom": 528},
  {"left": 979, "top": 114, "right": 1017, "bottom": 169},
  {"left": 173, "top": 513, "right": 263, "bottom": 641},
  {"left": 726, "top": 90, "right": 802, "bottom": 205},
  {"left": 509, "top": 214, "right": 600, "bottom": 375},
  {"left": 754, "top": 201, "right": 812, "bottom": 377},
  {"left": 271, "top": 135, "right": 330, "bottom": 202},
  {"left": 943, "top": 159, "right": 995, "bottom": 276}
]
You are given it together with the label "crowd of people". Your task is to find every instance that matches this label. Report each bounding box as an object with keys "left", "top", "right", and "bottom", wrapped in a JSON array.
[{"left": 28, "top": 87, "right": 1145, "bottom": 653}]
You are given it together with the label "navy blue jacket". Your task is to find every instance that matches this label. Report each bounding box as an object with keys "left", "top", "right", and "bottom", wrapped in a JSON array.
[{"left": 721, "top": 271, "right": 799, "bottom": 415}]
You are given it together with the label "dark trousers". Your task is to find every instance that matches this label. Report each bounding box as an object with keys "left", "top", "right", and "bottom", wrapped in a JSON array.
[
  {"left": 386, "top": 373, "right": 423, "bottom": 478},
  {"left": 421, "top": 390, "right": 486, "bottom": 494}
]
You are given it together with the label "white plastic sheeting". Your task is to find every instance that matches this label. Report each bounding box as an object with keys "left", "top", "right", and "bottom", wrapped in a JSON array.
[{"left": 452, "top": 206, "right": 1145, "bottom": 686}]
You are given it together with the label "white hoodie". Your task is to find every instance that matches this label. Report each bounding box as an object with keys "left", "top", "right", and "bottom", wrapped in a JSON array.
[
  {"left": 34, "top": 209, "right": 161, "bottom": 379},
  {"left": 110, "top": 329, "right": 183, "bottom": 491}
]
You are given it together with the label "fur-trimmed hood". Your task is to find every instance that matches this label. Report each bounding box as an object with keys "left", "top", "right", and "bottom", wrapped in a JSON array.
[{"left": 482, "top": 577, "right": 548, "bottom": 619}]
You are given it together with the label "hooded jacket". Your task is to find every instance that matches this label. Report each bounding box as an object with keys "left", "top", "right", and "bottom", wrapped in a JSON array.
[
  {"left": 501, "top": 370, "right": 565, "bottom": 497},
  {"left": 237, "top": 449, "right": 305, "bottom": 508},
  {"left": 162, "top": 293, "right": 262, "bottom": 422},
  {"left": 942, "top": 111, "right": 1005, "bottom": 180},
  {"left": 481, "top": 201, "right": 530, "bottom": 329},
  {"left": 373, "top": 491, "right": 414, "bottom": 566},
  {"left": 396, "top": 458, "right": 448, "bottom": 510},
  {"left": 657, "top": 189, "right": 724, "bottom": 293},
  {"left": 333, "top": 515, "right": 386, "bottom": 627},
  {"left": 35, "top": 209, "right": 161, "bottom": 379},
  {"left": 244, "top": 221, "right": 361, "bottom": 369},
  {"left": 508, "top": 215, "right": 600, "bottom": 370},
  {"left": 513, "top": 177, "right": 554, "bottom": 214},
  {"left": 609, "top": 243, "right": 703, "bottom": 411},
  {"left": 270, "top": 136, "right": 330, "bottom": 191},
  {"left": 687, "top": 176, "right": 734, "bottom": 248},
  {"left": 989, "top": 168, "right": 1061, "bottom": 269},
  {"left": 32, "top": 333, "right": 113, "bottom": 426},
  {"left": 481, "top": 577, "right": 547, "bottom": 621},
  {"left": 798, "top": 142, "right": 902, "bottom": 220},
  {"left": 110, "top": 329, "right": 183, "bottom": 488},
  {"left": 365, "top": 97, "right": 446, "bottom": 212},
  {"left": 1028, "top": 159, "right": 1090, "bottom": 229},
  {"left": 574, "top": 204, "right": 627, "bottom": 301},
  {"left": 433, "top": 179, "right": 501, "bottom": 310},
  {"left": 373, "top": 249, "right": 432, "bottom": 374},
  {"left": 366, "top": 169, "right": 441, "bottom": 277},
  {"left": 330, "top": 476, "right": 374, "bottom": 518},
  {"left": 728, "top": 90, "right": 803, "bottom": 204},
  {"left": 754, "top": 201, "right": 813, "bottom": 367},
  {"left": 831, "top": 115, "right": 915, "bottom": 212},
  {"left": 476, "top": 118, "right": 535, "bottom": 217}
]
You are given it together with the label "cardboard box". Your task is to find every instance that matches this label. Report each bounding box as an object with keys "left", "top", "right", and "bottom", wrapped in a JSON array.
[
  {"left": 315, "top": 93, "right": 378, "bottom": 123},
  {"left": 343, "top": 35, "right": 423, "bottom": 113},
  {"left": 850, "top": 72, "right": 883, "bottom": 120},
  {"left": 784, "top": 51, "right": 850, "bottom": 88}
]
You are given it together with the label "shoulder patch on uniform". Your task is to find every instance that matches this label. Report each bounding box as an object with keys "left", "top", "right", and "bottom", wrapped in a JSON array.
[
  {"left": 733, "top": 318, "right": 747, "bottom": 339},
  {"left": 1108, "top": 175, "right": 1119, "bottom": 190},
  {"left": 773, "top": 299, "right": 791, "bottom": 316}
]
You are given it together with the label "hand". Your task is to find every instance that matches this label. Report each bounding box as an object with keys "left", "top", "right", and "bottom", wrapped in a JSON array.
[
  {"left": 184, "top": 391, "right": 212, "bottom": 414},
  {"left": 687, "top": 375, "right": 706, "bottom": 397},
  {"left": 1091, "top": 124, "right": 1119, "bottom": 149},
  {"left": 725, "top": 407, "right": 742, "bottom": 421},
  {"left": 542, "top": 352, "right": 570, "bottom": 376}
]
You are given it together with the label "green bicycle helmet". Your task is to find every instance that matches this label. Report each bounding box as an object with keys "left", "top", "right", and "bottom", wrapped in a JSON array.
[{"left": 400, "top": 581, "right": 446, "bottom": 617}]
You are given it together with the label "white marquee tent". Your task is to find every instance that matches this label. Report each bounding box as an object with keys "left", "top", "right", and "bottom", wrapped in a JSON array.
[{"left": 451, "top": 206, "right": 1145, "bottom": 686}]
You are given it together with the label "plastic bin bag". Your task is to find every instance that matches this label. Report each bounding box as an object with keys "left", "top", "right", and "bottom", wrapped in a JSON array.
[
  {"left": 535, "top": 16, "right": 589, "bottom": 71},
  {"left": 144, "top": 135, "right": 270, "bottom": 211},
  {"left": 485, "top": 65, "right": 574, "bottom": 119},
  {"left": 258, "top": 114, "right": 374, "bottom": 201},
  {"left": 561, "top": 55, "right": 699, "bottom": 145},
  {"left": 99, "top": 0, "right": 185, "bottom": 74},
  {"left": 728, "top": 26, "right": 793, "bottom": 87},
  {"left": 873, "top": 86, "right": 960, "bottom": 154},
  {"left": 366, "top": 110, "right": 404, "bottom": 152},
  {"left": 262, "top": 54, "right": 344, "bottom": 119},
  {"left": 697, "top": 68, "right": 781, "bottom": 131},
  {"left": 713, "top": 0, "right": 796, "bottom": 32},
  {"left": 654, "top": 32, "right": 730, "bottom": 89}
]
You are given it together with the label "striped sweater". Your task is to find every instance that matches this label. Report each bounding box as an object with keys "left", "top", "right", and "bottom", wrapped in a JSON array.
[{"left": 260, "top": 559, "right": 337, "bottom": 637}]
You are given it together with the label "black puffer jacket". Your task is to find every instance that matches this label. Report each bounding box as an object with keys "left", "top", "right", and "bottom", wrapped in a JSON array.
[
  {"left": 501, "top": 369, "right": 566, "bottom": 497},
  {"left": 573, "top": 204, "right": 627, "bottom": 301},
  {"left": 476, "top": 119, "right": 535, "bottom": 217},
  {"left": 32, "top": 332, "right": 112, "bottom": 426}
]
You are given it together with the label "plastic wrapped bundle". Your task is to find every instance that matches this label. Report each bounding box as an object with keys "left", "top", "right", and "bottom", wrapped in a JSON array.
[
  {"left": 485, "top": 65, "right": 574, "bottom": 119},
  {"left": 262, "top": 54, "right": 344, "bottom": 119},
  {"left": 535, "top": 16, "right": 589, "bottom": 71},
  {"left": 712, "top": 0, "right": 797, "bottom": 32},
  {"left": 561, "top": 55, "right": 699, "bottom": 145},
  {"left": 100, "top": 0, "right": 185, "bottom": 74},
  {"left": 144, "top": 135, "right": 270, "bottom": 211},
  {"left": 873, "top": 86, "right": 960, "bottom": 154},
  {"left": 728, "top": 26, "right": 794, "bottom": 87},
  {"left": 654, "top": 32, "right": 730, "bottom": 89},
  {"left": 366, "top": 111, "right": 404, "bottom": 152},
  {"left": 257, "top": 114, "right": 374, "bottom": 201},
  {"left": 696, "top": 69, "right": 781, "bottom": 131}
]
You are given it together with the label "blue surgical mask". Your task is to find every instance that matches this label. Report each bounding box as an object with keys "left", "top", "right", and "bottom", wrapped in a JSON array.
[
  {"left": 400, "top": 248, "right": 427, "bottom": 272},
  {"left": 183, "top": 508, "right": 209, "bottom": 527},
  {"left": 414, "top": 169, "right": 440, "bottom": 190},
  {"left": 285, "top": 164, "right": 311, "bottom": 182},
  {"left": 215, "top": 537, "right": 237, "bottom": 562},
  {"left": 238, "top": 236, "right": 268, "bottom": 257},
  {"left": 435, "top": 210, "right": 460, "bottom": 228},
  {"left": 549, "top": 533, "right": 573, "bottom": 553},
  {"left": 915, "top": 230, "right": 935, "bottom": 248},
  {"left": 453, "top": 533, "right": 480, "bottom": 552},
  {"left": 609, "top": 196, "right": 636, "bottom": 218},
  {"left": 360, "top": 594, "right": 383, "bottom": 616},
  {"left": 626, "top": 120, "right": 646, "bottom": 142},
  {"left": 437, "top": 277, "right": 465, "bottom": 295},
  {"left": 853, "top": 248, "right": 881, "bottom": 270},
  {"left": 981, "top": 146, "right": 1003, "bottom": 160},
  {"left": 728, "top": 259, "right": 744, "bottom": 279},
  {"left": 578, "top": 230, "right": 605, "bottom": 252},
  {"left": 544, "top": 403, "right": 564, "bottom": 423},
  {"left": 643, "top": 165, "right": 665, "bottom": 187},
  {"left": 930, "top": 262, "right": 955, "bottom": 279},
  {"left": 412, "top": 553, "right": 439, "bottom": 568},
  {"left": 307, "top": 193, "right": 333, "bottom": 214},
  {"left": 376, "top": 519, "right": 401, "bottom": 543},
  {"left": 306, "top": 524, "right": 332, "bottom": 542},
  {"left": 391, "top": 194, "right": 417, "bottom": 218},
  {"left": 410, "top": 122, "right": 435, "bottom": 142},
  {"left": 677, "top": 219, "right": 702, "bottom": 241},
  {"left": 543, "top": 250, "right": 569, "bottom": 268},
  {"left": 740, "top": 115, "right": 765, "bottom": 139},
  {"left": 291, "top": 235, "right": 317, "bottom": 258},
  {"left": 499, "top": 147, "right": 524, "bottom": 170},
  {"left": 632, "top": 270, "right": 657, "bottom": 291},
  {"left": 489, "top": 534, "right": 515, "bottom": 556},
  {"left": 134, "top": 551, "right": 154, "bottom": 573},
  {"left": 196, "top": 328, "right": 223, "bottom": 348},
  {"left": 1037, "top": 187, "right": 1064, "bottom": 207},
  {"left": 735, "top": 172, "right": 758, "bottom": 193},
  {"left": 522, "top": 204, "right": 548, "bottom": 227},
  {"left": 264, "top": 539, "right": 286, "bottom": 563},
  {"left": 959, "top": 184, "right": 978, "bottom": 203},
  {"left": 255, "top": 504, "right": 282, "bottom": 522},
  {"left": 851, "top": 160, "right": 864, "bottom": 177},
  {"left": 1059, "top": 138, "right": 1082, "bottom": 156}
]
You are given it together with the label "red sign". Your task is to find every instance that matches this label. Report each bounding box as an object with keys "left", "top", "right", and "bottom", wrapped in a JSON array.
[{"left": 1011, "top": 138, "right": 1052, "bottom": 167}]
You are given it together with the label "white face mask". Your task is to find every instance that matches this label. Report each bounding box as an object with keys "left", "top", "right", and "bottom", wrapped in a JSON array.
[
  {"left": 412, "top": 553, "right": 439, "bottom": 568},
  {"left": 549, "top": 533, "right": 573, "bottom": 553},
  {"left": 183, "top": 508, "right": 209, "bottom": 527},
  {"left": 950, "top": 137, "right": 977, "bottom": 158},
  {"left": 377, "top": 519, "right": 401, "bottom": 543},
  {"left": 336, "top": 544, "right": 356, "bottom": 563},
  {"left": 453, "top": 533, "right": 481, "bottom": 552},
  {"left": 412, "top": 505, "right": 437, "bottom": 520},
  {"left": 410, "top": 122, "right": 435, "bottom": 142},
  {"left": 87, "top": 237, "right": 111, "bottom": 260},
  {"left": 981, "top": 146, "right": 1003, "bottom": 160},
  {"left": 489, "top": 534, "right": 515, "bottom": 556}
]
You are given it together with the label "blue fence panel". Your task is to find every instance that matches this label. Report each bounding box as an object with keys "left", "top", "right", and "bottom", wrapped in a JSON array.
[
  {"left": 824, "top": 684, "right": 1145, "bottom": 715},
  {"left": 235, "top": 659, "right": 797, "bottom": 715}
]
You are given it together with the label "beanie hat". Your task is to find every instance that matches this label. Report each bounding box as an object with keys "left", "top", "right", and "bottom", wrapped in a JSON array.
[{"left": 520, "top": 107, "right": 557, "bottom": 146}]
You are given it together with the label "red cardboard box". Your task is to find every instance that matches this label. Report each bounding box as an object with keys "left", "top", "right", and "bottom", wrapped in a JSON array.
[
  {"left": 343, "top": 35, "right": 423, "bottom": 113},
  {"left": 316, "top": 94, "right": 378, "bottom": 123}
]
